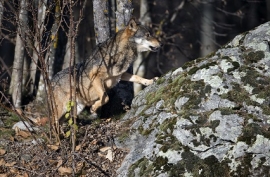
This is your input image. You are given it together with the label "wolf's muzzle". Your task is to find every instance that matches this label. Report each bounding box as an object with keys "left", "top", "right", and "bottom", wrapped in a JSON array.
[{"left": 150, "top": 44, "right": 162, "bottom": 52}]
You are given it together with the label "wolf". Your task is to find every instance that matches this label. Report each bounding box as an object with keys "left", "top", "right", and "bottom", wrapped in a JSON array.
[{"left": 51, "top": 18, "right": 162, "bottom": 121}]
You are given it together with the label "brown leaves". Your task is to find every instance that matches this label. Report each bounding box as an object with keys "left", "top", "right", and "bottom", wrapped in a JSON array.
[
  {"left": 0, "top": 158, "right": 21, "bottom": 176},
  {"left": 98, "top": 146, "right": 116, "bottom": 162},
  {"left": 0, "top": 148, "right": 6, "bottom": 155},
  {"left": 13, "top": 124, "right": 32, "bottom": 139},
  {"left": 58, "top": 166, "right": 73, "bottom": 175},
  {"left": 57, "top": 159, "right": 73, "bottom": 175},
  {"left": 0, "top": 118, "right": 127, "bottom": 176},
  {"left": 47, "top": 144, "right": 60, "bottom": 151}
]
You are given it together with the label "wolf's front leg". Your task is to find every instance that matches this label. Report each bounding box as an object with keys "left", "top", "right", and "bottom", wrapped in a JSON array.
[{"left": 121, "top": 72, "right": 158, "bottom": 86}]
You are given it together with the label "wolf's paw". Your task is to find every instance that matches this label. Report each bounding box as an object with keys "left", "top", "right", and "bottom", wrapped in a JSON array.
[
  {"left": 143, "top": 77, "right": 159, "bottom": 86},
  {"left": 88, "top": 112, "right": 99, "bottom": 120},
  {"left": 153, "top": 77, "right": 159, "bottom": 82}
]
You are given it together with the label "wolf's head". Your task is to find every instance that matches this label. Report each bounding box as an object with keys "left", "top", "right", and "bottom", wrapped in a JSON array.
[{"left": 127, "top": 18, "right": 162, "bottom": 52}]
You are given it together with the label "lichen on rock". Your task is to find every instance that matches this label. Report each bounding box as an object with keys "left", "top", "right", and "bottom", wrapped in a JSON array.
[{"left": 116, "top": 22, "right": 270, "bottom": 177}]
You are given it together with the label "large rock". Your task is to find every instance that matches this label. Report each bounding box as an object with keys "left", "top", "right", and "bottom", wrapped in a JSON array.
[{"left": 116, "top": 22, "right": 270, "bottom": 176}]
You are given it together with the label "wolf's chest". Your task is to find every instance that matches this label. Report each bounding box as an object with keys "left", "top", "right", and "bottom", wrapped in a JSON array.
[
  {"left": 104, "top": 75, "right": 121, "bottom": 89},
  {"left": 110, "top": 50, "right": 136, "bottom": 74}
]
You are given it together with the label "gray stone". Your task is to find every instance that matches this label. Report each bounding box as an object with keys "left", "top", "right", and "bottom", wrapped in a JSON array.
[{"left": 116, "top": 22, "right": 270, "bottom": 176}]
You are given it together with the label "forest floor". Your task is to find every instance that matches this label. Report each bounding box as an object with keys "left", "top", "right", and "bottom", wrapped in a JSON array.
[{"left": 0, "top": 106, "right": 128, "bottom": 177}]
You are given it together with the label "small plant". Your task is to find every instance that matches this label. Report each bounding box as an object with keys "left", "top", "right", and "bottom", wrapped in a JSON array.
[{"left": 64, "top": 100, "right": 78, "bottom": 138}]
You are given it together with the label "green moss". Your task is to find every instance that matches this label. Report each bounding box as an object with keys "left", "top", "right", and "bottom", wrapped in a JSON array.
[
  {"left": 156, "top": 77, "right": 166, "bottom": 85},
  {"left": 234, "top": 153, "right": 252, "bottom": 176},
  {"left": 238, "top": 32, "right": 248, "bottom": 45},
  {"left": 153, "top": 156, "right": 169, "bottom": 171},
  {"left": 240, "top": 66, "right": 268, "bottom": 87},
  {"left": 158, "top": 135, "right": 183, "bottom": 152},
  {"left": 116, "top": 117, "right": 137, "bottom": 142},
  {"left": 227, "top": 61, "right": 240, "bottom": 73},
  {"left": 219, "top": 107, "right": 235, "bottom": 115},
  {"left": 243, "top": 51, "right": 265, "bottom": 64},
  {"left": 188, "top": 66, "right": 199, "bottom": 75},
  {"left": 245, "top": 113, "right": 262, "bottom": 122},
  {"left": 236, "top": 67, "right": 270, "bottom": 115},
  {"left": 117, "top": 132, "right": 129, "bottom": 143},
  {"left": 210, "top": 120, "right": 220, "bottom": 132},
  {"left": 159, "top": 117, "right": 177, "bottom": 133},
  {"left": 182, "top": 151, "right": 201, "bottom": 172},
  {"left": 225, "top": 83, "right": 254, "bottom": 106},
  {"left": 182, "top": 59, "right": 197, "bottom": 70},
  {"left": 187, "top": 61, "right": 217, "bottom": 76},
  {"left": 128, "top": 157, "right": 153, "bottom": 177},
  {"left": 168, "top": 162, "right": 185, "bottom": 176},
  {"left": 262, "top": 105, "right": 270, "bottom": 115},
  {"left": 0, "top": 128, "right": 15, "bottom": 139},
  {"left": 179, "top": 151, "right": 231, "bottom": 177},
  {"left": 4, "top": 113, "right": 20, "bottom": 127},
  {"left": 194, "top": 113, "right": 208, "bottom": 125},
  {"left": 238, "top": 123, "right": 261, "bottom": 145},
  {"left": 204, "top": 84, "right": 212, "bottom": 94},
  {"left": 145, "top": 73, "right": 188, "bottom": 113}
]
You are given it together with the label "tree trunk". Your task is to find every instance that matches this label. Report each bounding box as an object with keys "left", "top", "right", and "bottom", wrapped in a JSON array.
[
  {"left": 200, "top": 2, "right": 216, "bottom": 57},
  {"left": 0, "top": 1, "right": 3, "bottom": 30},
  {"left": 30, "top": 0, "right": 47, "bottom": 95},
  {"left": 63, "top": 39, "right": 80, "bottom": 69},
  {"left": 114, "top": 0, "right": 133, "bottom": 105},
  {"left": 116, "top": 0, "right": 133, "bottom": 31},
  {"left": 267, "top": 1, "right": 270, "bottom": 21},
  {"left": 36, "top": 0, "right": 60, "bottom": 101},
  {"left": 93, "top": 0, "right": 110, "bottom": 43},
  {"left": 102, "top": 0, "right": 134, "bottom": 117},
  {"left": 133, "top": 0, "right": 150, "bottom": 95},
  {"left": 9, "top": 0, "right": 28, "bottom": 109}
]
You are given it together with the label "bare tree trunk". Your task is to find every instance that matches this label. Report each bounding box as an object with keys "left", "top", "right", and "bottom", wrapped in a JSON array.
[
  {"left": 91, "top": 0, "right": 134, "bottom": 117},
  {"left": 267, "top": 1, "right": 270, "bottom": 21},
  {"left": 30, "top": 0, "right": 47, "bottom": 95},
  {"left": 103, "top": 0, "right": 133, "bottom": 116},
  {"left": 0, "top": 1, "right": 3, "bottom": 30},
  {"left": 63, "top": 38, "right": 79, "bottom": 69},
  {"left": 93, "top": 0, "right": 110, "bottom": 43},
  {"left": 116, "top": 0, "right": 133, "bottom": 31},
  {"left": 36, "top": 0, "right": 60, "bottom": 101},
  {"left": 47, "top": 1, "right": 60, "bottom": 80},
  {"left": 200, "top": 2, "right": 216, "bottom": 57},
  {"left": 9, "top": 0, "right": 28, "bottom": 109},
  {"left": 133, "top": 0, "right": 150, "bottom": 95}
]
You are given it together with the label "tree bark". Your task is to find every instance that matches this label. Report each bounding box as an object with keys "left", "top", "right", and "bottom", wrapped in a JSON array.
[
  {"left": 116, "top": 0, "right": 133, "bottom": 31},
  {"left": 93, "top": 0, "right": 110, "bottom": 43},
  {"left": 9, "top": 0, "right": 28, "bottom": 108},
  {"left": 63, "top": 38, "right": 80, "bottom": 69},
  {"left": 200, "top": 2, "right": 216, "bottom": 57},
  {"left": 30, "top": 0, "right": 47, "bottom": 95},
  {"left": 267, "top": 1, "right": 270, "bottom": 21},
  {"left": 36, "top": 0, "right": 60, "bottom": 101},
  {"left": 102, "top": 0, "right": 134, "bottom": 117},
  {"left": 133, "top": 0, "right": 150, "bottom": 95},
  {"left": 0, "top": 1, "right": 3, "bottom": 30}
]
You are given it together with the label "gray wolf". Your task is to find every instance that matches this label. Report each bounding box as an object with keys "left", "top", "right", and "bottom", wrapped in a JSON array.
[{"left": 51, "top": 18, "right": 162, "bottom": 121}]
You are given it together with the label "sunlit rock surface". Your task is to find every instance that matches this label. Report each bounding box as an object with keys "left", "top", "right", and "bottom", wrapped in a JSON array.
[{"left": 116, "top": 22, "right": 270, "bottom": 177}]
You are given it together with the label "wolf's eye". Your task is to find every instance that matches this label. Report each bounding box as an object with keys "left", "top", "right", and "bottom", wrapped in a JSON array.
[{"left": 146, "top": 33, "right": 150, "bottom": 37}]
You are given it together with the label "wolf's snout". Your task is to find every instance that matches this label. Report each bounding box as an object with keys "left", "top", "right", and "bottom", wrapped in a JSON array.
[
  {"left": 150, "top": 46, "right": 159, "bottom": 52},
  {"left": 150, "top": 43, "right": 162, "bottom": 52}
]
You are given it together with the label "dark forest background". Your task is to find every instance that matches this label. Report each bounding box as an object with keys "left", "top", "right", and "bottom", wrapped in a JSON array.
[{"left": 0, "top": 0, "right": 269, "bottom": 110}]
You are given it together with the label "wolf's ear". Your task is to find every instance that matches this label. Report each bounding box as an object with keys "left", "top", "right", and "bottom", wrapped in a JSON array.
[{"left": 128, "top": 18, "right": 138, "bottom": 32}]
